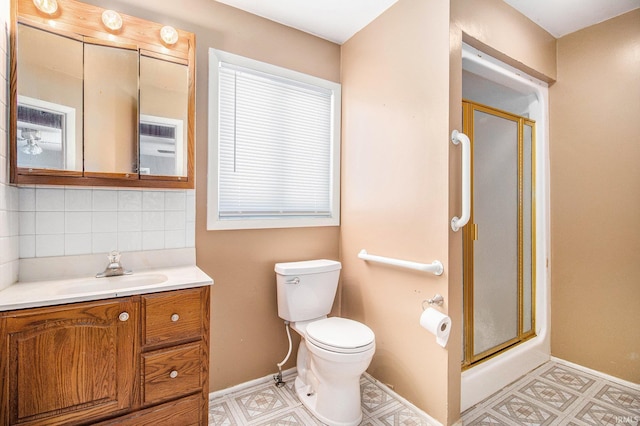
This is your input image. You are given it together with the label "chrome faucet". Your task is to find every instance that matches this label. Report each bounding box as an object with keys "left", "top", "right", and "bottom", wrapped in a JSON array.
[{"left": 96, "top": 250, "right": 132, "bottom": 278}]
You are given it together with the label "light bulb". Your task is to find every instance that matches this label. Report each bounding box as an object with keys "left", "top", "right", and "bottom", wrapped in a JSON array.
[
  {"left": 102, "top": 10, "right": 123, "bottom": 31},
  {"left": 160, "top": 26, "right": 179, "bottom": 45},
  {"left": 22, "top": 141, "right": 43, "bottom": 155},
  {"left": 33, "top": 0, "right": 58, "bottom": 15}
]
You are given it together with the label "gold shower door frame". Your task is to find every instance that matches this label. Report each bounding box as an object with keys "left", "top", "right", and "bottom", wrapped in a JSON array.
[{"left": 462, "top": 100, "right": 537, "bottom": 369}]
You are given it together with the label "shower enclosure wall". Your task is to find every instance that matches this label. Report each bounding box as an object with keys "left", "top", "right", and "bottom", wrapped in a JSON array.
[{"left": 460, "top": 43, "right": 550, "bottom": 411}]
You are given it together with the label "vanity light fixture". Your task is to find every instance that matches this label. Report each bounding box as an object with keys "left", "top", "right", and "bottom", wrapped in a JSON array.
[
  {"left": 33, "top": 0, "right": 58, "bottom": 15},
  {"left": 160, "top": 25, "right": 179, "bottom": 45},
  {"left": 101, "top": 10, "right": 123, "bottom": 31}
]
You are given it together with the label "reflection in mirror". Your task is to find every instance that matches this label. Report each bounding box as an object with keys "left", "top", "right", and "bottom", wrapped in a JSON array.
[
  {"left": 139, "top": 55, "right": 189, "bottom": 177},
  {"left": 17, "top": 96, "right": 76, "bottom": 169},
  {"left": 83, "top": 42, "right": 138, "bottom": 175},
  {"left": 17, "top": 24, "right": 82, "bottom": 171}
]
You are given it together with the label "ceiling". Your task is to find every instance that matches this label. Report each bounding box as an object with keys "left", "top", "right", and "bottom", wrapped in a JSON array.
[{"left": 216, "top": 0, "right": 640, "bottom": 44}]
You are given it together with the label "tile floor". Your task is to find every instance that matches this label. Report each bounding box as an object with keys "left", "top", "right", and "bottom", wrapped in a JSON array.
[
  {"left": 208, "top": 371, "right": 434, "bottom": 425},
  {"left": 208, "top": 361, "right": 640, "bottom": 425},
  {"left": 462, "top": 361, "right": 640, "bottom": 426}
]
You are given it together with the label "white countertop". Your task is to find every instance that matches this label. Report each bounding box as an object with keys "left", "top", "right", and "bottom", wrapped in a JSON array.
[{"left": 0, "top": 265, "right": 213, "bottom": 311}]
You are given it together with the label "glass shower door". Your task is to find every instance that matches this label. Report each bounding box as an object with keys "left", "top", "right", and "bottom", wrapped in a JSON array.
[{"left": 462, "top": 101, "right": 536, "bottom": 367}]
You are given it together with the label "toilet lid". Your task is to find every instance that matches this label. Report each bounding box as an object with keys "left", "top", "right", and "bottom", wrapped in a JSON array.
[{"left": 305, "top": 317, "right": 375, "bottom": 353}]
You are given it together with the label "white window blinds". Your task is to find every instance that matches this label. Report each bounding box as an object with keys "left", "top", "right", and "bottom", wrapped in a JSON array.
[{"left": 217, "top": 62, "right": 336, "bottom": 220}]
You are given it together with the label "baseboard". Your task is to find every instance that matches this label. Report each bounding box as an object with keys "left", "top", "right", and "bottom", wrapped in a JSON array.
[
  {"left": 551, "top": 357, "right": 640, "bottom": 391},
  {"left": 208, "top": 367, "right": 297, "bottom": 400},
  {"left": 362, "top": 372, "right": 443, "bottom": 426}
]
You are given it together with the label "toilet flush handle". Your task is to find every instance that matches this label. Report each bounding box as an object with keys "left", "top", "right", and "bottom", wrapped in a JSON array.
[{"left": 286, "top": 277, "right": 300, "bottom": 285}]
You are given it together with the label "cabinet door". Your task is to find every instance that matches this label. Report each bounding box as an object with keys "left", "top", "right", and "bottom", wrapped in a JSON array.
[{"left": 0, "top": 299, "right": 138, "bottom": 425}]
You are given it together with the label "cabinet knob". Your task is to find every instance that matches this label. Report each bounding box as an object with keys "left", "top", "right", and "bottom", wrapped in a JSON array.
[
  {"left": 171, "top": 313, "right": 180, "bottom": 322},
  {"left": 170, "top": 370, "right": 179, "bottom": 379},
  {"left": 119, "top": 312, "right": 129, "bottom": 322}
]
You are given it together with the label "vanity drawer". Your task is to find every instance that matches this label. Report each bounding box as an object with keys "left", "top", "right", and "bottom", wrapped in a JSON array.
[
  {"left": 95, "top": 394, "right": 202, "bottom": 425},
  {"left": 142, "top": 288, "right": 203, "bottom": 346},
  {"left": 142, "top": 342, "right": 203, "bottom": 405}
]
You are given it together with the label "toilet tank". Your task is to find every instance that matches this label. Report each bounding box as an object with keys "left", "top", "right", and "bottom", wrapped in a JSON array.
[{"left": 275, "top": 259, "right": 341, "bottom": 322}]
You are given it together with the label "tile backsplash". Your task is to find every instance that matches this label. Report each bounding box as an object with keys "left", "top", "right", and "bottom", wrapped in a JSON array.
[
  {"left": 18, "top": 187, "right": 195, "bottom": 258},
  {"left": 0, "top": 5, "right": 20, "bottom": 291}
]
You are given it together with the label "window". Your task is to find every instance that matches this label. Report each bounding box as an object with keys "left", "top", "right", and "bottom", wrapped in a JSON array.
[
  {"left": 17, "top": 96, "right": 77, "bottom": 170},
  {"left": 207, "top": 49, "right": 341, "bottom": 230}
]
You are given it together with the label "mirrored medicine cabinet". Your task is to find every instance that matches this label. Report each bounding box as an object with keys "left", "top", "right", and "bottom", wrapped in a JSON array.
[{"left": 9, "top": 0, "right": 195, "bottom": 188}]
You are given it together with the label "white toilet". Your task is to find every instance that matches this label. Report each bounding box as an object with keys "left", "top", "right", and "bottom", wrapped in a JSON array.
[{"left": 275, "top": 259, "right": 375, "bottom": 426}]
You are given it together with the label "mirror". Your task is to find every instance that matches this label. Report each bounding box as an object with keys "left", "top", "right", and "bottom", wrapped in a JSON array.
[
  {"left": 139, "top": 54, "right": 189, "bottom": 177},
  {"left": 16, "top": 24, "right": 82, "bottom": 172},
  {"left": 10, "top": 0, "right": 195, "bottom": 188},
  {"left": 83, "top": 41, "right": 138, "bottom": 176}
]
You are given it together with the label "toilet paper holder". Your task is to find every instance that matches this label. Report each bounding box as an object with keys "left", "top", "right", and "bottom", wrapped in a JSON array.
[{"left": 422, "top": 294, "right": 444, "bottom": 309}]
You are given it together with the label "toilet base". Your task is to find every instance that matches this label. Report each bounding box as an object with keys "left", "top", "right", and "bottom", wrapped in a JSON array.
[{"left": 294, "top": 376, "right": 363, "bottom": 426}]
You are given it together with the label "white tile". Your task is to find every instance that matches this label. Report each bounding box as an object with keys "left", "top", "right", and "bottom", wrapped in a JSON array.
[
  {"left": 165, "top": 191, "right": 186, "bottom": 211},
  {"left": 165, "top": 229, "right": 185, "bottom": 249},
  {"left": 19, "top": 211, "right": 35, "bottom": 235},
  {"left": 19, "top": 187, "right": 36, "bottom": 211},
  {"left": 0, "top": 118, "right": 6, "bottom": 158},
  {"left": 0, "top": 210, "right": 7, "bottom": 237},
  {"left": 9, "top": 235, "right": 19, "bottom": 261},
  {"left": 92, "top": 189, "right": 118, "bottom": 211},
  {"left": 0, "top": 260, "right": 19, "bottom": 291},
  {"left": 35, "top": 234, "right": 65, "bottom": 257},
  {"left": 65, "top": 188, "right": 92, "bottom": 211},
  {"left": 118, "top": 231, "right": 141, "bottom": 252},
  {"left": 0, "top": 152, "right": 6, "bottom": 183},
  {"left": 142, "top": 211, "right": 164, "bottom": 231},
  {"left": 35, "top": 211, "right": 65, "bottom": 234},
  {"left": 0, "top": 236, "right": 9, "bottom": 263},
  {"left": 92, "top": 232, "right": 118, "bottom": 254},
  {"left": 92, "top": 211, "right": 118, "bottom": 233},
  {"left": 8, "top": 186, "right": 19, "bottom": 211},
  {"left": 0, "top": 184, "right": 6, "bottom": 211},
  {"left": 118, "top": 211, "right": 142, "bottom": 232},
  {"left": 143, "top": 191, "right": 165, "bottom": 211},
  {"left": 118, "top": 190, "right": 142, "bottom": 211},
  {"left": 186, "top": 191, "right": 196, "bottom": 221},
  {"left": 186, "top": 223, "right": 195, "bottom": 247},
  {"left": 142, "top": 230, "right": 164, "bottom": 250},
  {"left": 65, "top": 233, "right": 92, "bottom": 256},
  {"left": 35, "top": 188, "right": 65, "bottom": 211},
  {"left": 65, "top": 212, "right": 91, "bottom": 234},
  {"left": 165, "top": 211, "right": 186, "bottom": 230},
  {"left": 19, "top": 234, "right": 35, "bottom": 258},
  {"left": 8, "top": 211, "right": 19, "bottom": 236}
]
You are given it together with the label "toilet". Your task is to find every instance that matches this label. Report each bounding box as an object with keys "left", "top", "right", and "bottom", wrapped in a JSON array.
[{"left": 275, "top": 259, "right": 375, "bottom": 426}]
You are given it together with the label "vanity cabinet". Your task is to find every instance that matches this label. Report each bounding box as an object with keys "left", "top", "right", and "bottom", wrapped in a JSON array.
[{"left": 0, "top": 286, "right": 210, "bottom": 425}]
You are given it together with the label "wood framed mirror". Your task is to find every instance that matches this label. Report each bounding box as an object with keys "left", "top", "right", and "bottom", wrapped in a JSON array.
[{"left": 9, "top": 0, "right": 195, "bottom": 188}]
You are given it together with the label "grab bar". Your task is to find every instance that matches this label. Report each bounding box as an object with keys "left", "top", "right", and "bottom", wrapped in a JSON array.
[
  {"left": 358, "top": 250, "right": 444, "bottom": 276},
  {"left": 451, "top": 130, "right": 471, "bottom": 231}
]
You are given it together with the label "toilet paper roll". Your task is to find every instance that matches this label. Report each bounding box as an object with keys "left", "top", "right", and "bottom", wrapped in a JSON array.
[{"left": 419, "top": 307, "right": 452, "bottom": 348}]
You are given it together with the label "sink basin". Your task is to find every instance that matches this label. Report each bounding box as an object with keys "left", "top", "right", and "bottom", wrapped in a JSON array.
[
  {"left": 100, "top": 273, "right": 168, "bottom": 286},
  {"left": 49, "top": 273, "right": 169, "bottom": 295}
]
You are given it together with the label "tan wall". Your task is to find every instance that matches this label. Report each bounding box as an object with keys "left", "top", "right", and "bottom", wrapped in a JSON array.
[
  {"left": 84, "top": 0, "right": 341, "bottom": 391},
  {"left": 341, "top": 0, "right": 455, "bottom": 423},
  {"left": 451, "top": 0, "right": 557, "bottom": 83},
  {"left": 550, "top": 10, "right": 640, "bottom": 383},
  {"left": 448, "top": 0, "right": 557, "bottom": 420}
]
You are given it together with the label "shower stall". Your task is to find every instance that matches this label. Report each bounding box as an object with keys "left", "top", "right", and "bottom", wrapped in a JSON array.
[{"left": 459, "top": 44, "right": 550, "bottom": 411}]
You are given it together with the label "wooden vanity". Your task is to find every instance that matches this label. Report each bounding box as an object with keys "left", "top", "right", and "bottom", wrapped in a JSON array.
[{"left": 0, "top": 267, "right": 212, "bottom": 425}]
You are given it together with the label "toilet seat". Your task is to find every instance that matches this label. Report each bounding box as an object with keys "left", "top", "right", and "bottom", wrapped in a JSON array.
[{"left": 305, "top": 317, "right": 375, "bottom": 354}]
